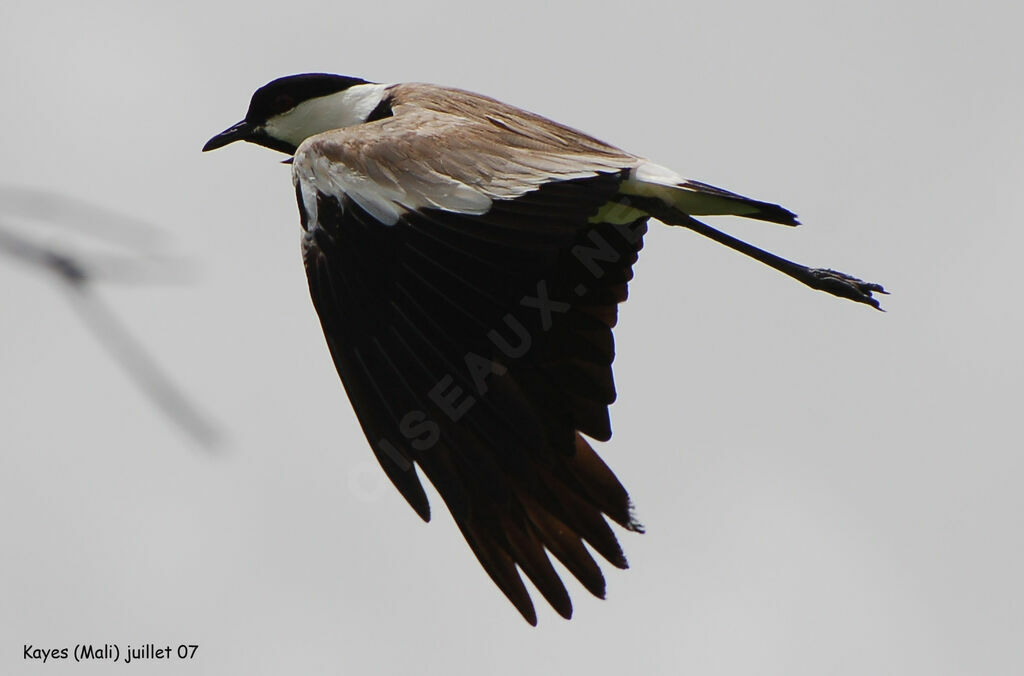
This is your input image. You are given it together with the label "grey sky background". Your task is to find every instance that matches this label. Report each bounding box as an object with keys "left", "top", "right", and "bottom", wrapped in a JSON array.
[{"left": 2, "top": 1, "right": 1022, "bottom": 674}]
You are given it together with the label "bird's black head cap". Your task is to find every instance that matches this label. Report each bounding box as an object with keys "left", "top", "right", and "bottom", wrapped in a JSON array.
[
  {"left": 244, "top": 73, "right": 370, "bottom": 125},
  {"left": 202, "top": 73, "right": 371, "bottom": 154}
]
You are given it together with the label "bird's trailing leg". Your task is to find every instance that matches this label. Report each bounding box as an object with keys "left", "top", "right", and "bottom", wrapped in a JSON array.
[
  {"left": 633, "top": 197, "right": 887, "bottom": 309},
  {"left": 679, "top": 215, "right": 887, "bottom": 310}
]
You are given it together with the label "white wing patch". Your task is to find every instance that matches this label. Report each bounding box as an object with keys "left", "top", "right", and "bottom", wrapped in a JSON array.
[
  {"left": 293, "top": 137, "right": 494, "bottom": 227},
  {"left": 294, "top": 166, "right": 321, "bottom": 231},
  {"left": 290, "top": 96, "right": 641, "bottom": 230}
]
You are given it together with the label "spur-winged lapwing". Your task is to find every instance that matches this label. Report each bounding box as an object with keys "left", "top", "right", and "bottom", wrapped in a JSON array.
[{"left": 204, "top": 73, "right": 885, "bottom": 625}]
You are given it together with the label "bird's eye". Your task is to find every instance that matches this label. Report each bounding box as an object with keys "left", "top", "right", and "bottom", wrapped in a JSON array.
[{"left": 273, "top": 94, "right": 295, "bottom": 113}]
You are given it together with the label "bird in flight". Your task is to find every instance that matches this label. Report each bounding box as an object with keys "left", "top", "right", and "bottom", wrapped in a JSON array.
[{"left": 203, "top": 73, "right": 885, "bottom": 625}]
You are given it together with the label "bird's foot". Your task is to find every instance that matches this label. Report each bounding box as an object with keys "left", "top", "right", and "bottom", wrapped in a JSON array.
[{"left": 806, "top": 268, "right": 888, "bottom": 310}]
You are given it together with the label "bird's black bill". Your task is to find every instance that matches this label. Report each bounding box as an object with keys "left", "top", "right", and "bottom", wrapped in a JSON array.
[{"left": 202, "top": 120, "right": 252, "bottom": 152}]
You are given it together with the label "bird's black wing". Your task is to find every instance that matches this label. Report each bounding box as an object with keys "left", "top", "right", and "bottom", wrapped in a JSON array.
[{"left": 300, "top": 171, "right": 647, "bottom": 624}]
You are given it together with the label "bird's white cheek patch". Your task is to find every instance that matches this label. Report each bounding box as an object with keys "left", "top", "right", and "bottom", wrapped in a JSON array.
[{"left": 265, "top": 84, "right": 391, "bottom": 149}]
